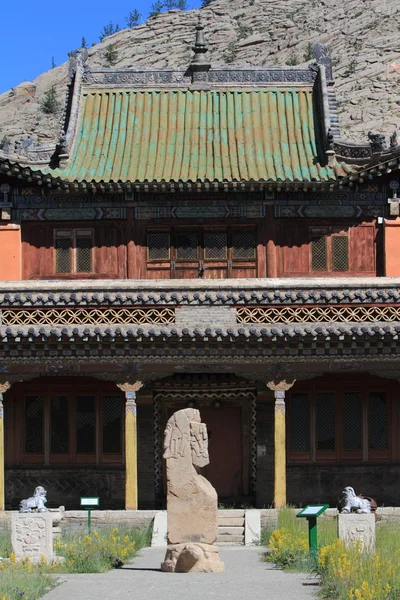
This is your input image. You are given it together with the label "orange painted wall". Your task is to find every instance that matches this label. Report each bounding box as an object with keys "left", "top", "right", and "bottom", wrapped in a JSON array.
[
  {"left": 0, "top": 224, "right": 21, "bottom": 280},
  {"left": 384, "top": 218, "right": 400, "bottom": 276}
]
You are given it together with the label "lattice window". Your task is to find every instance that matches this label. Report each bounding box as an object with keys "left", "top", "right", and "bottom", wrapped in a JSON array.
[
  {"left": 343, "top": 392, "right": 362, "bottom": 450},
  {"left": 204, "top": 233, "right": 227, "bottom": 260},
  {"left": 76, "top": 396, "right": 96, "bottom": 454},
  {"left": 232, "top": 231, "right": 256, "bottom": 260},
  {"left": 236, "top": 306, "right": 400, "bottom": 324},
  {"left": 55, "top": 229, "right": 93, "bottom": 274},
  {"left": 25, "top": 396, "right": 43, "bottom": 453},
  {"left": 76, "top": 234, "right": 93, "bottom": 273},
  {"left": 55, "top": 233, "right": 72, "bottom": 273},
  {"left": 332, "top": 236, "right": 349, "bottom": 271},
  {"left": 102, "top": 397, "right": 122, "bottom": 453},
  {"left": 147, "top": 233, "right": 170, "bottom": 261},
  {"left": 316, "top": 392, "right": 335, "bottom": 450},
  {"left": 51, "top": 396, "right": 69, "bottom": 454},
  {"left": 290, "top": 393, "right": 309, "bottom": 451},
  {"left": 369, "top": 392, "right": 388, "bottom": 450},
  {"left": 176, "top": 233, "right": 198, "bottom": 260},
  {"left": 311, "top": 236, "right": 327, "bottom": 271}
]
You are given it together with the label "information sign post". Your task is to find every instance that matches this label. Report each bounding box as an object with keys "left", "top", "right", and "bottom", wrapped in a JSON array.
[
  {"left": 80, "top": 497, "right": 100, "bottom": 535},
  {"left": 296, "top": 504, "right": 329, "bottom": 559}
]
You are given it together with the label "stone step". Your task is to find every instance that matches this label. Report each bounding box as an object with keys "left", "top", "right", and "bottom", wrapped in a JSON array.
[
  {"left": 216, "top": 541, "right": 244, "bottom": 546},
  {"left": 217, "top": 517, "right": 245, "bottom": 527},
  {"left": 217, "top": 509, "right": 245, "bottom": 518},
  {"left": 218, "top": 526, "right": 245, "bottom": 536},
  {"left": 216, "top": 535, "right": 244, "bottom": 545}
]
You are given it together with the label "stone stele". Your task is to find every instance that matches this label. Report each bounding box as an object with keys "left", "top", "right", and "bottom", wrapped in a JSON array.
[
  {"left": 11, "top": 512, "right": 53, "bottom": 561},
  {"left": 338, "top": 513, "right": 376, "bottom": 553},
  {"left": 161, "top": 408, "right": 224, "bottom": 573}
]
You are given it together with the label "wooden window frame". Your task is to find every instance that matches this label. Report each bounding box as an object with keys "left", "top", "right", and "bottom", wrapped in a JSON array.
[
  {"left": 21, "top": 389, "right": 123, "bottom": 466},
  {"left": 54, "top": 228, "right": 94, "bottom": 275},
  {"left": 287, "top": 380, "right": 391, "bottom": 464},
  {"left": 309, "top": 226, "right": 349, "bottom": 274},
  {"left": 146, "top": 226, "right": 257, "bottom": 277}
]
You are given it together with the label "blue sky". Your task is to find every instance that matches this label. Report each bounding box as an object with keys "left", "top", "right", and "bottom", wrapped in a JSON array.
[{"left": 1, "top": 0, "right": 202, "bottom": 94}]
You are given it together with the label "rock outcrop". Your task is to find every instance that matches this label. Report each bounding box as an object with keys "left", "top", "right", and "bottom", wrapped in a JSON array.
[{"left": 1, "top": 0, "right": 400, "bottom": 149}]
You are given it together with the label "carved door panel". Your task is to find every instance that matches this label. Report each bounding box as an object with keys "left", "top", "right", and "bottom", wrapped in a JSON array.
[
  {"left": 173, "top": 231, "right": 201, "bottom": 279},
  {"left": 200, "top": 407, "right": 242, "bottom": 500}
]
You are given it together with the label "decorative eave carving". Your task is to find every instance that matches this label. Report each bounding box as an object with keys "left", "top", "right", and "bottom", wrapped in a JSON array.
[
  {"left": 84, "top": 65, "right": 318, "bottom": 89},
  {"left": 2, "top": 278, "right": 400, "bottom": 307}
]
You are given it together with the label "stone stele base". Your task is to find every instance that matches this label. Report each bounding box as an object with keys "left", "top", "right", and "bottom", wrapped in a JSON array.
[
  {"left": 338, "top": 513, "right": 376, "bottom": 552},
  {"left": 161, "top": 543, "right": 225, "bottom": 573},
  {"left": 11, "top": 512, "right": 53, "bottom": 562}
]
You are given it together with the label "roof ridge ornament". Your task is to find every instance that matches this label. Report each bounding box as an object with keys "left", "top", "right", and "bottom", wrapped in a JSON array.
[
  {"left": 313, "top": 42, "right": 333, "bottom": 81},
  {"left": 189, "top": 17, "right": 211, "bottom": 76}
]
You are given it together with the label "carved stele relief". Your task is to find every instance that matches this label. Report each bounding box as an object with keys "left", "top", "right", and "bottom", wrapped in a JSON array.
[
  {"left": 11, "top": 512, "right": 53, "bottom": 561},
  {"left": 161, "top": 408, "right": 224, "bottom": 573},
  {"left": 338, "top": 514, "right": 376, "bottom": 553}
]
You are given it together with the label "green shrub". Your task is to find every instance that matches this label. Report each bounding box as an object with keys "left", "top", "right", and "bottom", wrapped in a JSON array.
[
  {"left": 104, "top": 44, "right": 119, "bottom": 66},
  {"left": 54, "top": 525, "right": 150, "bottom": 573},
  {"left": 237, "top": 24, "right": 253, "bottom": 41},
  {"left": 223, "top": 42, "right": 238, "bottom": 64},
  {"left": 40, "top": 87, "right": 60, "bottom": 115}
]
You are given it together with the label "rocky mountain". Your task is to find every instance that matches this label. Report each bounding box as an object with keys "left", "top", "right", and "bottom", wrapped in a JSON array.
[{"left": 1, "top": 0, "right": 400, "bottom": 152}]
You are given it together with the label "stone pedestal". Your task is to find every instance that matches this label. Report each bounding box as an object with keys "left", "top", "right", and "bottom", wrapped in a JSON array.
[
  {"left": 338, "top": 513, "right": 376, "bottom": 552},
  {"left": 161, "top": 543, "right": 224, "bottom": 573},
  {"left": 11, "top": 512, "right": 53, "bottom": 562}
]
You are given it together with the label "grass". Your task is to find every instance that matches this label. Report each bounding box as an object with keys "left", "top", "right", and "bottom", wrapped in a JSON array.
[
  {"left": 263, "top": 508, "right": 400, "bottom": 599},
  {"left": 0, "top": 559, "right": 57, "bottom": 600},
  {"left": 0, "top": 530, "right": 11, "bottom": 558},
  {"left": 54, "top": 524, "right": 151, "bottom": 573},
  {"left": 0, "top": 524, "right": 151, "bottom": 599}
]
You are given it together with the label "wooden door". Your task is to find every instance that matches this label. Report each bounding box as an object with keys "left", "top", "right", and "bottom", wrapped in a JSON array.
[
  {"left": 200, "top": 407, "right": 242, "bottom": 500},
  {"left": 173, "top": 231, "right": 201, "bottom": 279}
]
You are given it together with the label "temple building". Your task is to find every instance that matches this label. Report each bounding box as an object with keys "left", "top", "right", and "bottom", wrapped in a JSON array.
[{"left": 2, "top": 26, "right": 400, "bottom": 510}]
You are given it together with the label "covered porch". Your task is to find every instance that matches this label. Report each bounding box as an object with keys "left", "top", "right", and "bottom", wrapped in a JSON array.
[{"left": 1, "top": 277, "right": 400, "bottom": 509}]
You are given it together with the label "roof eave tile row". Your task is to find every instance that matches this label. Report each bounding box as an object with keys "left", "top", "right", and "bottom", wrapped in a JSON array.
[{"left": 2, "top": 322, "right": 400, "bottom": 340}]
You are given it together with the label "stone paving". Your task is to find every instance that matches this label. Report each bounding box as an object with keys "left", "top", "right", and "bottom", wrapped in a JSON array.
[{"left": 44, "top": 547, "right": 318, "bottom": 600}]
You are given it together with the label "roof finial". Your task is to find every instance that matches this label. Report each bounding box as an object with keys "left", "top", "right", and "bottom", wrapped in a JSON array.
[{"left": 190, "top": 17, "right": 210, "bottom": 70}]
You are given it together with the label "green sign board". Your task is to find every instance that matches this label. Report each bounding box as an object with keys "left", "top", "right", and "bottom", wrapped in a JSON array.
[
  {"left": 297, "top": 504, "right": 329, "bottom": 558},
  {"left": 80, "top": 497, "right": 100, "bottom": 507},
  {"left": 80, "top": 497, "right": 100, "bottom": 535}
]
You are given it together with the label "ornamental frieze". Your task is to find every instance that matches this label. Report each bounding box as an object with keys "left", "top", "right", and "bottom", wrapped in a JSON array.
[
  {"left": 1, "top": 282, "right": 400, "bottom": 307},
  {"left": 84, "top": 67, "right": 316, "bottom": 88}
]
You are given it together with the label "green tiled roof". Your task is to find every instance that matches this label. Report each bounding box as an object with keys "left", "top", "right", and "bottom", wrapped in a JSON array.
[{"left": 50, "top": 89, "right": 340, "bottom": 183}]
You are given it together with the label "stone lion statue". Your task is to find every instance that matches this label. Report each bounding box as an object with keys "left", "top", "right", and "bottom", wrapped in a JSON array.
[
  {"left": 19, "top": 486, "right": 48, "bottom": 513},
  {"left": 341, "top": 486, "right": 371, "bottom": 514}
]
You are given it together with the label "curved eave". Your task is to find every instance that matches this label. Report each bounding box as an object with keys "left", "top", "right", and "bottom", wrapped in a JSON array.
[
  {"left": 2, "top": 322, "right": 400, "bottom": 340},
  {"left": 0, "top": 158, "right": 347, "bottom": 192}
]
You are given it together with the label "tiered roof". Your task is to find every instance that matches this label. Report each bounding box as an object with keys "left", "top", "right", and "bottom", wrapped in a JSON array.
[{"left": 0, "top": 26, "right": 399, "bottom": 190}]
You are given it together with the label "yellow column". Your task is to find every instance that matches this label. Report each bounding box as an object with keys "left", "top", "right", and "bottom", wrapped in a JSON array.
[
  {"left": 267, "top": 379, "right": 295, "bottom": 509},
  {"left": 117, "top": 382, "right": 143, "bottom": 510},
  {"left": 0, "top": 383, "right": 10, "bottom": 512},
  {"left": 273, "top": 390, "right": 287, "bottom": 509}
]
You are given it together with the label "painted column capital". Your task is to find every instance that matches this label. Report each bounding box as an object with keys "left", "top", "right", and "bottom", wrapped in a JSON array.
[
  {"left": 0, "top": 382, "right": 11, "bottom": 395},
  {"left": 117, "top": 382, "right": 143, "bottom": 416},
  {"left": 116, "top": 381, "right": 144, "bottom": 399},
  {"left": 0, "top": 382, "right": 10, "bottom": 419},
  {"left": 266, "top": 379, "right": 296, "bottom": 393}
]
